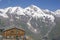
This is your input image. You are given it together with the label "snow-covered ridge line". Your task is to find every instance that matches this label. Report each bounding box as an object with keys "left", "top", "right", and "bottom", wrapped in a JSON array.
[{"left": 0, "top": 5, "right": 60, "bottom": 19}]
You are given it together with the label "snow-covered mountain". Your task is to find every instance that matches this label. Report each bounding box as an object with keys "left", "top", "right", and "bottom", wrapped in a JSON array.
[{"left": 0, "top": 5, "right": 60, "bottom": 40}]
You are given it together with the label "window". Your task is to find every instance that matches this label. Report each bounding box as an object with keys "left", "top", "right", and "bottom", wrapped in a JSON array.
[
  {"left": 11, "top": 31, "right": 14, "bottom": 32},
  {"left": 11, "top": 36, "right": 14, "bottom": 38},
  {"left": 17, "top": 31, "right": 18, "bottom": 34},
  {"left": 11, "top": 31, "right": 14, "bottom": 35},
  {"left": 7, "top": 36, "right": 10, "bottom": 38}
]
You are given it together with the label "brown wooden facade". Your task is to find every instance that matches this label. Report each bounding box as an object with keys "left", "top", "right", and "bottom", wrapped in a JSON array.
[{"left": 2, "top": 27, "right": 25, "bottom": 40}]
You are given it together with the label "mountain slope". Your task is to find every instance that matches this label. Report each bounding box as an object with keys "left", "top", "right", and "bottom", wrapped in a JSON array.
[{"left": 0, "top": 5, "right": 60, "bottom": 40}]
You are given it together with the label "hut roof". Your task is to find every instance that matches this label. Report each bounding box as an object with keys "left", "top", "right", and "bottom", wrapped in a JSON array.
[{"left": 4, "top": 27, "right": 25, "bottom": 32}]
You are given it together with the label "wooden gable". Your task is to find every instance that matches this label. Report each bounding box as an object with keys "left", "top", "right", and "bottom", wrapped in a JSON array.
[{"left": 2, "top": 27, "right": 25, "bottom": 37}]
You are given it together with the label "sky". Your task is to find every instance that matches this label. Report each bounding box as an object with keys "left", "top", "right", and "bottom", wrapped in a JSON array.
[{"left": 0, "top": 0, "right": 60, "bottom": 11}]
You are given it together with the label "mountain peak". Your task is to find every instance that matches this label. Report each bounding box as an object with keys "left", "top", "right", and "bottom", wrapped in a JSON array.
[{"left": 30, "top": 5, "right": 38, "bottom": 8}]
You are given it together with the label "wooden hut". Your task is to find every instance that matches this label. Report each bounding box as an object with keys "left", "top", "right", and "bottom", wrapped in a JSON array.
[{"left": 2, "top": 27, "right": 25, "bottom": 40}]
